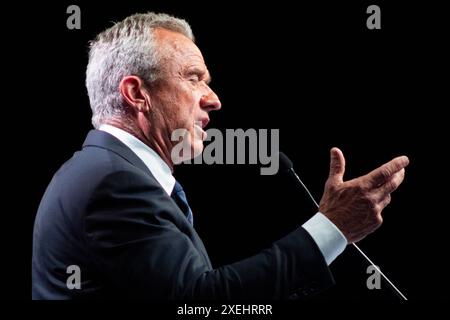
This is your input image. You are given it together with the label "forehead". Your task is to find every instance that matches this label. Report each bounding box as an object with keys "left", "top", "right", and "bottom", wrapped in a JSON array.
[{"left": 153, "top": 28, "right": 206, "bottom": 68}]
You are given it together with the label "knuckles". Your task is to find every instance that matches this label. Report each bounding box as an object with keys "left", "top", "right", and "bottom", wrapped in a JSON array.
[
  {"left": 374, "top": 214, "right": 383, "bottom": 227},
  {"left": 362, "top": 194, "right": 378, "bottom": 213},
  {"left": 380, "top": 168, "right": 392, "bottom": 181}
]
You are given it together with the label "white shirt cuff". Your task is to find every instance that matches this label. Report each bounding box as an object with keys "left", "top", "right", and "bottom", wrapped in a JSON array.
[{"left": 302, "top": 212, "right": 348, "bottom": 265}]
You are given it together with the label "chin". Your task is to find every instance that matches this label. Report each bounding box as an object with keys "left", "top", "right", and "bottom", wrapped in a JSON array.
[
  {"left": 171, "top": 127, "right": 205, "bottom": 164},
  {"left": 171, "top": 140, "right": 204, "bottom": 164},
  {"left": 191, "top": 140, "right": 204, "bottom": 158}
]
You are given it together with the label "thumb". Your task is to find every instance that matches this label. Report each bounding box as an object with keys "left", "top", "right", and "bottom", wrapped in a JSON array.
[{"left": 328, "top": 147, "right": 345, "bottom": 184}]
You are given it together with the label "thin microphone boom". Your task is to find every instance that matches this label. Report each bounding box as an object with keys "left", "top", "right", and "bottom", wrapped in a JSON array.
[{"left": 279, "top": 152, "right": 408, "bottom": 300}]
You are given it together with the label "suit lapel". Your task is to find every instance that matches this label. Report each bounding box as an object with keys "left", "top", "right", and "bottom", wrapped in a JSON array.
[
  {"left": 82, "top": 130, "right": 153, "bottom": 178},
  {"left": 82, "top": 130, "right": 212, "bottom": 267}
]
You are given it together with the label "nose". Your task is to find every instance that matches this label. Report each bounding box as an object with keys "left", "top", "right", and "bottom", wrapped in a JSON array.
[{"left": 200, "top": 88, "right": 221, "bottom": 112}]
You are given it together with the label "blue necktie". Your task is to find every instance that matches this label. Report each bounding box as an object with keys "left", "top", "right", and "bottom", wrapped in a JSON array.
[{"left": 171, "top": 181, "right": 194, "bottom": 225}]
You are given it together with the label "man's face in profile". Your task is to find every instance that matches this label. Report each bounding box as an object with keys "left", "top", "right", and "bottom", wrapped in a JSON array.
[{"left": 146, "top": 28, "right": 221, "bottom": 163}]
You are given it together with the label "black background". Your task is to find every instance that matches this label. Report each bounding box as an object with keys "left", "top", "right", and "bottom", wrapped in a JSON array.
[{"left": 6, "top": 0, "right": 449, "bottom": 303}]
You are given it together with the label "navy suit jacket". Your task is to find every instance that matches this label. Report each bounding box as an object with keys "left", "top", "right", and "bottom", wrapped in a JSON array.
[{"left": 32, "top": 130, "right": 334, "bottom": 299}]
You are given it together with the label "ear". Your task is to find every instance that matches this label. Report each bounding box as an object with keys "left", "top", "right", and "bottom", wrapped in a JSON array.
[{"left": 119, "top": 76, "right": 150, "bottom": 112}]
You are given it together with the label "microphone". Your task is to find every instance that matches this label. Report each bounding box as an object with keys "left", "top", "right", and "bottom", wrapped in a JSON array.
[
  {"left": 279, "top": 152, "right": 293, "bottom": 173},
  {"left": 279, "top": 151, "right": 408, "bottom": 300}
]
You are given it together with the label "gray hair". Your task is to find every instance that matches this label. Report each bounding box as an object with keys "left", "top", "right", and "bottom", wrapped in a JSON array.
[{"left": 86, "top": 12, "right": 194, "bottom": 128}]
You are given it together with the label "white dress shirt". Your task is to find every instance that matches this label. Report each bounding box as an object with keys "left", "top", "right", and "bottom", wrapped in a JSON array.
[
  {"left": 99, "top": 124, "right": 347, "bottom": 265},
  {"left": 100, "top": 124, "right": 175, "bottom": 195}
]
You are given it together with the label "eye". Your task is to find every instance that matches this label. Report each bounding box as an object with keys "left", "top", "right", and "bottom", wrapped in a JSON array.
[{"left": 188, "top": 74, "right": 200, "bottom": 83}]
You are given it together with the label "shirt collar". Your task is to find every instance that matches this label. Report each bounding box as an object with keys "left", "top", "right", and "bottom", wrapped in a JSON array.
[{"left": 99, "top": 124, "right": 176, "bottom": 196}]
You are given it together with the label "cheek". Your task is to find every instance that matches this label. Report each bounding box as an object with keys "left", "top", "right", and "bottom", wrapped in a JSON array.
[
  {"left": 177, "top": 92, "right": 199, "bottom": 124},
  {"left": 162, "top": 82, "right": 201, "bottom": 129}
]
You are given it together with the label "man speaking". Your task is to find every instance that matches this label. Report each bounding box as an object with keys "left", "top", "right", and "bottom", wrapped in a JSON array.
[{"left": 32, "top": 12, "right": 409, "bottom": 299}]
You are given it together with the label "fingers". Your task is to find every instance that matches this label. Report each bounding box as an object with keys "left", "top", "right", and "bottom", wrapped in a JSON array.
[
  {"left": 328, "top": 147, "right": 346, "bottom": 184},
  {"left": 370, "top": 169, "right": 405, "bottom": 217},
  {"left": 376, "top": 169, "right": 405, "bottom": 199},
  {"left": 371, "top": 169, "right": 405, "bottom": 210},
  {"left": 379, "top": 194, "right": 391, "bottom": 210},
  {"left": 365, "top": 156, "right": 409, "bottom": 188},
  {"left": 322, "top": 153, "right": 408, "bottom": 244}
]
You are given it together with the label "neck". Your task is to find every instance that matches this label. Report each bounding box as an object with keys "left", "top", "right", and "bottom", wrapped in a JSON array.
[{"left": 103, "top": 119, "right": 175, "bottom": 172}]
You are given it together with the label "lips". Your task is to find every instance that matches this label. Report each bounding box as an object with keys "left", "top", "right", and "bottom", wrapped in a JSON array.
[{"left": 198, "top": 118, "right": 210, "bottom": 129}]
